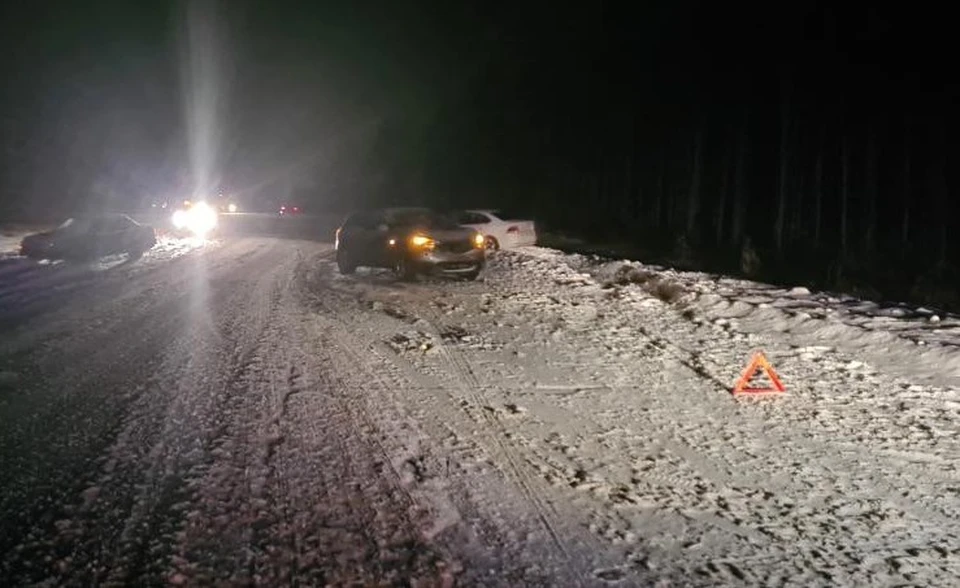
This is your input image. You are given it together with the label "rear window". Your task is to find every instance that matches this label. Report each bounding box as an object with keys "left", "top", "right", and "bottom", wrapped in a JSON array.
[
  {"left": 456, "top": 211, "right": 491, "bottom": 225},
  {"left": 489, "top": 208, "right": 527, "bottom": 221},
  {"left": 343, "top": 211, "right": 382, "bottom": 230}
]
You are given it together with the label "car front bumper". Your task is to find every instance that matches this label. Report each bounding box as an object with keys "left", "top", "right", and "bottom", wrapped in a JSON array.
[{"left": 411, "top": 247, "right": 485, "bottom": 276}]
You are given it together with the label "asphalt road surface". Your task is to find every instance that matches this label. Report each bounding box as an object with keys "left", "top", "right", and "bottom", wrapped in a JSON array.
[{"left": 2, "top": 236, "right": 958, "bottom": 586}]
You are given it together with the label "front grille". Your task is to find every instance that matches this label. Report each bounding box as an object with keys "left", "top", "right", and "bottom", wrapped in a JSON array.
[{"left": 437, "top": 240, "right": 473, "bottom": 254}]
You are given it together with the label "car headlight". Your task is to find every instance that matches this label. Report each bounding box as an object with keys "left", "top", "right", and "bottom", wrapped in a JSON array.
[
  {"left": 409, "top": 234, "right": 435, "bottom": 249},
  {"left": 187, "top": 202, "right": 218, "bottom": 237},
  {"left": 172, "top": 202, "right": 218, "bottom": 238},
  {"left": 473, "top": 232, "right": 485, "bottom": 248},
  {"left": 172, "top": 209, "right": 188, "bottom": 229}
]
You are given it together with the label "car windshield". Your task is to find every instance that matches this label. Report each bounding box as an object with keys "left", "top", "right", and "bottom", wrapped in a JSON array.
[
  {"left": 388, "top": 210, "right": 460, "bottom": 230},
  {"left": 487, "top": 208, "right": 526, "bottom": 221},
  {"left": 56, "top": 217, "right": 94, "bottom": 233}
]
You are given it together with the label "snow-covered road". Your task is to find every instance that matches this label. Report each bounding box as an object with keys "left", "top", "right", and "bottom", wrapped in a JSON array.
[{"left": 0, "top": 238, "right": 957, "bottom": 586}]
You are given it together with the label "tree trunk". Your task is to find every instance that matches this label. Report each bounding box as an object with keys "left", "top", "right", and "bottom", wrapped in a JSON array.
[
  {"left": 653, "top": 157, "right": 664, "bottom": 230},
  {"left": 774, "top": 82, "right": 790, "bottom": 252},
  {"left": 791, "top": 163, "right": 805, "bottom": 243},
  {"left": 686, "top": 128, "right": 704, "bottom": 238},
  {"left": 936, "top": 159, "right": 949, "bottom": 266},
  {"left": 624, "top": 154, "right": 637, "bottom": 223},
  {"left": 730, "top": 122, "right": 748, "bottom": 246},
  {"left": 840, "top": 135, "right": 850, "bottom": 256},
  {"left": 813, "top": 143, "right": 824, "bottom": 248},
  {"left": 715, "top": 138, "right": 732, "bottom": 244},
  {"left": 863, "top": 128, "right": 878, "bottom": 257},
  {"left": 901, "top": 123, "right": 911, "bottom": 250},
  {"left": 665, "top": 158, "right": 676, "bottom": 232}
]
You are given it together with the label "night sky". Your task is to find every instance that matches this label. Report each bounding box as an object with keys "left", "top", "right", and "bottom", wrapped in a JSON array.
[{"left": 1, "top": 1, "right": 958, "bottom": 290}]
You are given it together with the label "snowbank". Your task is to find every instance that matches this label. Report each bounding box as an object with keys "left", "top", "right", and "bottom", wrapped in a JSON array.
[{"left": 551, "top": 253, "right": 960, "bottom": 387}]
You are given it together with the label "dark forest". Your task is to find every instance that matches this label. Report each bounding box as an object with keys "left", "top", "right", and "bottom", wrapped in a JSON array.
[{"left": 1, "top": 2, "right": 957, "bottom": 305}]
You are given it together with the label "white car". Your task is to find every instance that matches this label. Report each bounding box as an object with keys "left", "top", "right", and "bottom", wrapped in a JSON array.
[{"left": 454, "top": 209, "right": 537, "bottom": 251}]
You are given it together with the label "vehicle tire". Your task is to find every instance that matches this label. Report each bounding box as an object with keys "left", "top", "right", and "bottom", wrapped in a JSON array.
[
  {"left": 463, "top": 269, "right": 482, "bottom": 281},
  {"left": 484, "top": 236, "right": 500, "bottom": 251},
  {"left": 394, "top": 256, "right": 416, "bottom": 281},
  {"left": 336, "top": 250, "right": 357, "bottom": 274}
]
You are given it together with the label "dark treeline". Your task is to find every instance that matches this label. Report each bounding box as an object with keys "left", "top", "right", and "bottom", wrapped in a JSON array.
[
  {"left": 365, "top": 4, "right": 959, "bottom": 305},
  {"left": 1, "top": 2, "right": 957, "bottom": 306}
]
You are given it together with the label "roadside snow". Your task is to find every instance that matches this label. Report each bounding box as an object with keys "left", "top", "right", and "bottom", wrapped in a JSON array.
[
  {"left": 3, "top": 239, "right": 958, "bottom": 586},
  {"left": 305, "top": 245, "right": 960, "bottom": 586},
  {"left": 574, "top": 256, "right": 960, "bottom": 387}
]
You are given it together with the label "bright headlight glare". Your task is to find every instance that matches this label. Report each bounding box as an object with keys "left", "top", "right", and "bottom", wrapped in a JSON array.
[
  {"left": 189, "top": 203, "right": 218, "bottom": 237},
  {"left": 410, "top": 234, "right": 434, "bottom": 249},
  {"left": 172, "top": 202, "right": 218, "bottom": 238},
  {"left": 172, "top": 209, "right": 187, "bottom": 229},
  {"left": 473, "top": 232, "right": 485, "bottom": 247}
]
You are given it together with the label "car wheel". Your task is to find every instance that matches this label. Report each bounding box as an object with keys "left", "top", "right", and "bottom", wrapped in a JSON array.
[
  {"left": 462, "top": 269, "right": 482, "bottom": 281},
  {"left": 336, "top": 250, "right": 357, "bottom": 274},
  {"left": 394, "top": 256, "right": 416, "bottom": 281},
  {"left": 484, "top": 236, "right": 500, "bottom": 251}
]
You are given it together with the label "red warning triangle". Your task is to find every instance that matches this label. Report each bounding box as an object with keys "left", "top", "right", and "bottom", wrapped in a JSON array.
[{"left": 732, "top": 351, "right": 785, "bottom": 395}]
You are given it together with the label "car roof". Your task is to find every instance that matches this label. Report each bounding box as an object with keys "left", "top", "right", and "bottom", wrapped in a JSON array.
[
  {"left": 346, "top": 207, "right": 436, "bottom": 218},
  {"left": 380, "top": 207, "right": 433, "bottom": 214},
  {"left": 64, "top": 213, "right": 138, "bottom": 222}
]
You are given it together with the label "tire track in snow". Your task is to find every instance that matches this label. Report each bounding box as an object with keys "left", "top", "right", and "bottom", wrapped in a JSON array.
[
  {"left": 0, "top": 239, "right": 281, "bottom": 585},
  {"left": 296, "top": 254, "right": 610, "bottom": 585},
  {"left": 416, "top": 305, "right": 584, "bottom": 574}
]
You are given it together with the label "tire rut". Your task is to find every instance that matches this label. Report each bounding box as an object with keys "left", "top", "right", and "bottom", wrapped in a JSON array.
[{"left": 295, "top": 252, "right": 606, "bottom": 584}]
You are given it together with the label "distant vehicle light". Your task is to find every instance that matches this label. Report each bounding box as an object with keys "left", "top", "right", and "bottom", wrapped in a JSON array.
[
  {"left": 227, "top": 203, "right": 237, "bottom": 213},
  {"left": 473, "top": 232, "right": 485, "bottom": 248},
  {"left": 388, "top": 238, "right": 397, "bottom": 247}
]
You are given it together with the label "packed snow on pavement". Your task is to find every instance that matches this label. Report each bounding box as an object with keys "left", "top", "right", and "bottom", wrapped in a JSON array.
[{"left": 0, "top": 238, "right": 958, "bottom": 586}]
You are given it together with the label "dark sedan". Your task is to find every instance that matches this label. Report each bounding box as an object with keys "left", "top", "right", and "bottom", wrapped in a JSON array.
[
  {"left": 20, "top": 214, "right": 157, "bottom": 261},
  {"left": 335, "top": 208, "right": 486, "bottom": 280}
]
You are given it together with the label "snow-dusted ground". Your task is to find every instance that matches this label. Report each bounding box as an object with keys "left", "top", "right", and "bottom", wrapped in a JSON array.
[
  {"left": 586, "top": 257, "right": 960, "bottom": 387},
  {"left": 0, "top": 239, "right": 958, "bottom": 586},
  {"left": 0, "top": 235, "right": 210, "bottom": 330}
]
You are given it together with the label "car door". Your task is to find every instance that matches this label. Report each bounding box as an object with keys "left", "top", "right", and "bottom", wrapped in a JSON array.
[
  {"left": 367, "top": 210, "right": 399, "bottom": 267},
  {"left": 340, "top": 211, "right": 380, "bottom": 266},
  {"left": 95, "top": 216, "right": 132, "bottom": 256}
]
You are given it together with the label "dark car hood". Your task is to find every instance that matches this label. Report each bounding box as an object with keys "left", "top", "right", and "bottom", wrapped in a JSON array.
[{"left": 22, "top": 232, "right": 54, "bottom": 244}]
